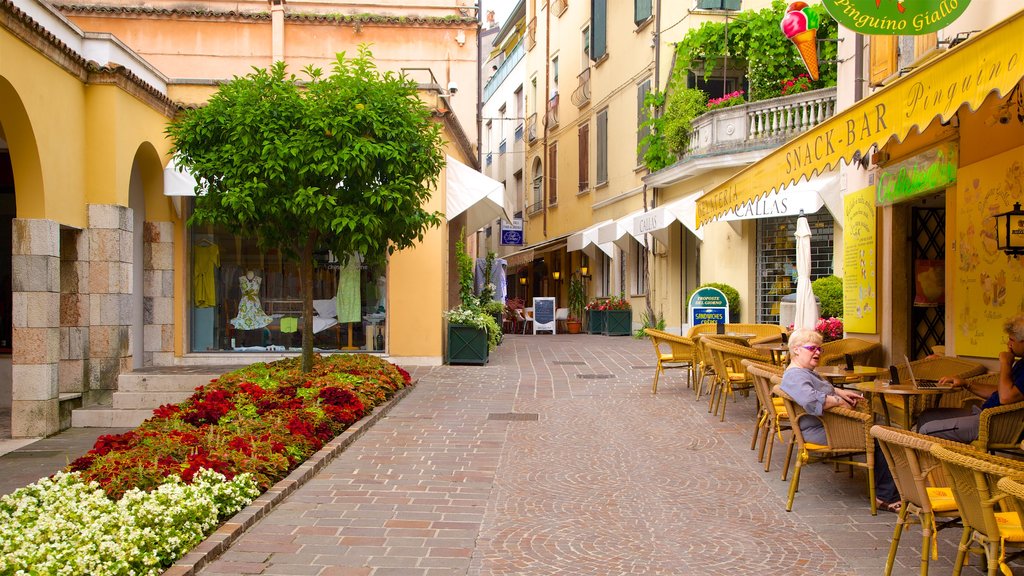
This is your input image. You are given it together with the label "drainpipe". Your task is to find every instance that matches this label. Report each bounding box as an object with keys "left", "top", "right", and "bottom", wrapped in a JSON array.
[
  {"left": 476, "top": 4, "right": 483, "bottom": 166},
  {"left": 542, "top": 0, "right": 550, "bottom": 238},
  {"left": 854, "top": 33, "right": 864, "bottom": 102}
]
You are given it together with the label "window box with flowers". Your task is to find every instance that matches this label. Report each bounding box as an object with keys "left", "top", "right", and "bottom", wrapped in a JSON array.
[
  {"left": 585, "top": 299, "right": 607, "bottom": 335},
  {"left": 706, "top": 90, "right": 745, "bottom": 111},
  {"left": 603, "top": 294, "right": 633, "bottom": 336}
]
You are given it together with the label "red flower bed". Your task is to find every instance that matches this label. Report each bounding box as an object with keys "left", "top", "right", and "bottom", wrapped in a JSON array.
[{"left": 67, "top": 354, "right": 411, "bottom": 499}]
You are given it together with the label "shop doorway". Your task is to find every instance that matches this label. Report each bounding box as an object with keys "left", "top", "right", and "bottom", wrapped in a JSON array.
[{"left": 910, "top": 204, "right": 946, "bottom": 358}]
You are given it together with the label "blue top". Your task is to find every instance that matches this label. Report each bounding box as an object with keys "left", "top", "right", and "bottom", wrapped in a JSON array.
[{"left": 981, "top": 358, "right": 1024, "bottom": 409}]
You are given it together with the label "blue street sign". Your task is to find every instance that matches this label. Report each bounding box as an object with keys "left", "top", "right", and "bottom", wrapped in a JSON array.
[{"left": 500, "top": 229, "right": 523, "bottom": 245}]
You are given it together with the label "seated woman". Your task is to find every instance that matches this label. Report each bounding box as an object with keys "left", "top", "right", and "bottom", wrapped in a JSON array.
[
  {"left": 780, "top": 329, "right": 901, "bottom": 512},
  {"left": 918, "top": 315, "right": 1024, "bottom": 442}
]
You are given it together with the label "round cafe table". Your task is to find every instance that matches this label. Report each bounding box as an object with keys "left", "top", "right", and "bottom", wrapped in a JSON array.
[
  {"left": 852, "top": 380, "right": 948, "bottom": 430},
  {"left": 752, "top": 342, "right": 789, "bottom": 366},
  {"left": 816, "top": 365, "right": 889, "bottom": 387}
]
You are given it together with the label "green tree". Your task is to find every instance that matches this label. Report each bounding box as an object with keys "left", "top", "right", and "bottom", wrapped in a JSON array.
[{"left": 168, "top": 46, "right": 445, "bottom": 372}]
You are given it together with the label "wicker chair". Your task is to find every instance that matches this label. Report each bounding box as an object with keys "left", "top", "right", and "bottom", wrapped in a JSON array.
[
  {"left": 686, "top": 323, "right": 784, "bottom": 339},
  {"left": 703, "top": 338, "right": 771, "bottom": 422},
  {"left": 691, "top": 334, "right": 750, "bottom": 400},
  {"left": 977, "top": 400, "right": 1024, "bottom": 454},
  {"left": 744, "top": 361, "right": 790, "bottom": 474},
  {"left": 870, "top": 426, "right": 965, "bottom": 576},
  {"left": 644, "top": 328, "right": 697, "bottom": 394},
  {"left": 773, "top": 382, "right": 879, "bottom": 514},
  {"left": 930, "top": 443, "right": 1024, "bottom": 576},
  {"left": 819, "top": 338, "right": 883, "bottom": 367}
]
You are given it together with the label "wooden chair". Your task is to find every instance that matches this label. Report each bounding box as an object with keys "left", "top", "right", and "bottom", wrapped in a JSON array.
[
  {"left": 774, "top": 382, "right": 878, "bottom": 514},
  {"left": 644, "top": 328, "right": 697, "bottom": 394},
  {"left": 744, "top": 361, "right": 790, "bottom": 474},
  {"left": 819, "top": 337, "right": 883, "bottom": 367},
  {"left": 930, "top": 443, "right": 1024, "bottom": 576},
  {"left": 870, "top": 425, "right": 965, "bottom": 576},
  {"left": 703, "top": 337, "right": 771, "bottom": 422}
]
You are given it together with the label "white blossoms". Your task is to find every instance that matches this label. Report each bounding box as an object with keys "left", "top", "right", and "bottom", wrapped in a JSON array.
[{"left": 0, "top": 468, "right": 259, "bottom": 576}]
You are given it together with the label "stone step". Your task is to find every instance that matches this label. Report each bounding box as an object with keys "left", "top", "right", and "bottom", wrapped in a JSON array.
[
  {"left": 112, "top": 391, "right": 192, "bottom": 410},
  {"left": 116, "top": 372, "right": 220, "bottom": 393},
  {"left": 71, "top": 407, "right": 153, "bottom": 428}
]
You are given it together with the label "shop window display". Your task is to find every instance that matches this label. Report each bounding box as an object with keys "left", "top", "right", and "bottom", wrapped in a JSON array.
[{"left": 189, "top": 228, "right": 386, "bottom": 353}]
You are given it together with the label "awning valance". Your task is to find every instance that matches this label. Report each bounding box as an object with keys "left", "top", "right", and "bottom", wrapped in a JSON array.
[
  {"left": 567, "top": 219, "right": 614, "bottom": 258},
  {"left": 446, "top": 155, "right": 515, "bottom": 232},
  {"left": 717, "top": 173, "right": 838, "bottom": 222},
  {"left": 696, "top": 7, "right": 1024, "bottom": 227},
  {"left": 597, "top": 209, "right": 647, "bottom": 252},
  {"left": 633, "top": 192, "right": 705, "bottom": 244}
]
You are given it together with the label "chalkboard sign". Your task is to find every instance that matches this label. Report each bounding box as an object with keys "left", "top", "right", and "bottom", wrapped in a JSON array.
[{"left": 533, "top": 297, "right": 556, "bottom": 334}]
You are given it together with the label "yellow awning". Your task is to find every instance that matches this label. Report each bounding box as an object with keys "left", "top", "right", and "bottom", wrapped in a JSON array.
[{"left": 696, "top": 6, "right": 1024, "bottom": 228}]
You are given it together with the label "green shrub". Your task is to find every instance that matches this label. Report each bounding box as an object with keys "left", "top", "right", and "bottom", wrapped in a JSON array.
[
  {"left": 812, "top": 275, "right": 843, "bottom": 319},
  {"left": 687, "top": 283, "right": 741, "bottom": 319},
  {"left": 633, "top": 310, "right": 666, "bottom": 339}
]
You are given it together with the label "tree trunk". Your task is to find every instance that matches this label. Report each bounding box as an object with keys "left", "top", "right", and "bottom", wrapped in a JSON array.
[{"left": 300, "top": 231, "right": 318, "bottom": 373}]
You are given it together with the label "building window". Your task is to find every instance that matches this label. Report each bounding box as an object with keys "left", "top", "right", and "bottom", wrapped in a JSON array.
[
  {"left": 547, "top": 144, "right": 558, "bottom": 206},
  {"left": 636, "top": 78, "right": 651, "bottom": 166},
  {"left": 634, "top": 0, "right": 652, "bottom": 25},
  {"left": 578, "top": 123, "right": 589, "bottom": 193},
  {"left": 552, "top": 55, "right": 560, "bottom": 89},
  {"left": 591, "top": 0, "right": 607, "bottom": 60},
  {"left": 755, "top": 212, "right": 835, "bottom": 325},
  {"left": 618, "top": 247, "right": 626, "bottom": 295},
  {"left": 598, "top": 252, "right": 610, "bottom": 297},
  {"left": 530, "top": 157, "right": 544, "bottom": 214},
  {"left": 582, "top": 25, "right": 591, "bottom": 67},
  {"left": 633, "top": 242, "right": 648, "bottom": 295},
  {"left": 596, "top": 108, "right": 608, "bottom": 185}
]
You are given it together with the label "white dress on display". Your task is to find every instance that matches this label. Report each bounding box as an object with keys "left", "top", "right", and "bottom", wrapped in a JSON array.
[{"left": 231, "top": 272, "right": 273, "bottom": 330}]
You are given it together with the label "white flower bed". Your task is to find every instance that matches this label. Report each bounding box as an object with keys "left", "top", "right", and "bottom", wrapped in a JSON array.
[{"left": 0, "top": 469, "right": 259, "bottom": 575}]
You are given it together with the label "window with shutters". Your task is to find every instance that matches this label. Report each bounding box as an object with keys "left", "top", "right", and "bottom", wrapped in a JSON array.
[
  {"left": 914, "top": 32, "right": 938, "bottom": 60},
  {"left": 582, "top": 25, "right": 591, "bottom": 69},
  {"left": 636, "top": 78, "right": 651, "bottom": 167},
  {"left": 591, "top": 0, "right": 607, "bottom": 61},
  {"left": 634, "top": 0, "right": 652, "bottom": 26},
  {"left": 596, "top": 108, "right": 608, "bottom": 185},
  {"left": 869, "top": 35, "right": 897, "bottom": 86},
  {"left": 633, "top": 241, "right": 648, "bottom": 295},
  {"left": 578, "top": 123, "right": 590, "bottom": 193},
  {"left": 548, "top": 144, "right": 558, "bottom": 206}
]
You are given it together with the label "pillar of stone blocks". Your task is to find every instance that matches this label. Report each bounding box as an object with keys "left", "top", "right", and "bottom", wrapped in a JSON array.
[
  {"left": 87, "top": 205, "right": 133, "bottom": 400},
  {"left": 59, "top": 228, "right": 90, "bottom": 402},
  {"left": 143, "top": 221, "right": 174, "bottom": 366},
  {"left": 10, "top": 218, "right": 61, "bottom": 438}
]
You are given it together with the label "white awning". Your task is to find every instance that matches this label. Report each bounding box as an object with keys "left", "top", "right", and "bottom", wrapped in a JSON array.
[
  {"left": 163, "top": 156, "right": 198, "bottom": 197},
  {"left": 632, "top": 192, "right": 705, "bottom": 245},
  {"left": 567, "top": 219, "right": 614, "bottom": 258},
  {"left": 596, "top": 209, "right": 647, "bottom": 252},
  {"left": 445, "top": 155, "right": 514, "bottom": 233},
  {"left": 716, "top": 174, "right": 838, "bottom": 223}
]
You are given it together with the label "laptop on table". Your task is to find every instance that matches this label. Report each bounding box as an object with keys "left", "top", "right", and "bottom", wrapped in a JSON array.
[{"left": 902, "top": 355, "right": 955, "bottom": 390}]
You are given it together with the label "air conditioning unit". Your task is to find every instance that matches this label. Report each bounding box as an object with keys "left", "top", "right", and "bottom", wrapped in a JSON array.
[{"left": 696, "top": 0, "right": 741, "bottom": 10}]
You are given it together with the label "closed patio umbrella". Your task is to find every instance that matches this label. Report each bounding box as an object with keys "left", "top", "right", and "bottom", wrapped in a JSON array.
[{"left": 793, "top": 215, "right": 818, "bottom": 331}]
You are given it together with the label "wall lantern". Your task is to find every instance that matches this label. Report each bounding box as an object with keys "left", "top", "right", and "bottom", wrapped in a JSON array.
[
  {"left": 519, "top": 276, "right": 527, "bottom": 285},
  {"left": 579, "top": 266, "right": 590, "bottom": 278},
  {"left": 552, "top": 271, "right": 561, "bottom": 281},
  {"left": 995, "top": 202, "right": 1024, "bottom": 257}
]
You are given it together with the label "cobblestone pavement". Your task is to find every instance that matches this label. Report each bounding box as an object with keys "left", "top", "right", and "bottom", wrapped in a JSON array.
[{"left": 195, "top": 334, "right": 1006, "bottom": 576}]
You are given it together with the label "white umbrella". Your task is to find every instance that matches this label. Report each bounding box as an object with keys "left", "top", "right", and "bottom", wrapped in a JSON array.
[{"left": 793, "top": 215, "right": 818, "bottom": 331}]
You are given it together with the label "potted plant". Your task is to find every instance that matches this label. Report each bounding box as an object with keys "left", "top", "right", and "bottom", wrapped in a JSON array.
[
  {"left": 604, "top": 292, "right": 633, "bottom": 336},
  {"left": 586, "top": 298, "right": 607, "bottom": 334},
  {"left": 566, "top": 273, "right": 586, "bottom": 334},
  {"left": 445, "top": 232, "right": 497, "bottom": 364}
]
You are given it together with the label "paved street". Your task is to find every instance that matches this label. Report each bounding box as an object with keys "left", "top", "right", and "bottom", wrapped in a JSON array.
[{"left": 180, "top": 334, "right": 977, "bottom": 576}]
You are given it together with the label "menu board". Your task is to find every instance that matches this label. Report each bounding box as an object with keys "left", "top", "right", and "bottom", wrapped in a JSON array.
[{"left": 533, "top": 297, "right": 556, "bottom": 334}]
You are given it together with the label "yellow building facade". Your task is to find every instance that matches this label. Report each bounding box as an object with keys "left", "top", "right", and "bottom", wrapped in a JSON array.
[{"left": 1, "top": 0, "right": 482, "bottom": 437}]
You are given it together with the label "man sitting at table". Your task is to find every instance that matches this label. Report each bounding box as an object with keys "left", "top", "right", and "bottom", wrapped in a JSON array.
[
  {"left": 780, "top": 329, "right": 901, "bottom": 512},
  {"left": 917, "top": 315, "right": 1024, "bottom": 442}
]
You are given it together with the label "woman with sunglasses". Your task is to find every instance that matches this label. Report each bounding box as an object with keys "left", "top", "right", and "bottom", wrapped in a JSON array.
[{"left": 780, "top": 329, "right": 900, "bottom": 512}]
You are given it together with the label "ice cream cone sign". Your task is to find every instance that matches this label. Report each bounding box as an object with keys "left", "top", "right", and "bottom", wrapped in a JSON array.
[{"left": 781, "top": 2, "right": 821, "bottom": 81}]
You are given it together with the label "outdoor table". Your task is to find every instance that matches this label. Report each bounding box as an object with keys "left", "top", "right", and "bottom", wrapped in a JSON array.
[
  {"left": 752, "top": 342, "right": 789, "bottom": 365},
  {"left": 852, "top": 380, "right": 947, "bottom": 430},
  {"left": 723, "top": 332, "right": 757, "bottom": 339},
  {"left": 817, "top": 365, "right": 888, "bottom": 388}
]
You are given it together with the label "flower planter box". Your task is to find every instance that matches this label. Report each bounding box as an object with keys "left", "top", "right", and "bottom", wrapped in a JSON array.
[
  {"left": 587, "top": 309, "right": 606, "bottom": 334},
  {"left": 604, "top": 309, "right": 632, "bottom": 336},
  {"left": 447, "top": 323, "right": 489, "bottom": 365}
]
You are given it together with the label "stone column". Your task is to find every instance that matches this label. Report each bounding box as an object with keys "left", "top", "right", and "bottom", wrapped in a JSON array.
[
  {"left": 143, "top": 221, "right": 174, "bottom": 366},
  {"left": 10, "top": 218, "right": 61, "bottom": 438},
  {"left": 59, "top": 228, "right": 90, "bottom": 418},
  {"left": 87, "top": 205, "right": 132, "bottom": 396}
]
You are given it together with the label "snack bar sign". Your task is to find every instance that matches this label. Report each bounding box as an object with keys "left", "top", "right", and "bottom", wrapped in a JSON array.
[
  {"left": 689, "top": 287, "right": 730, "bottom": 326},
  {"left": 821, "top": 0, "right": 971, "bottom": 35}
]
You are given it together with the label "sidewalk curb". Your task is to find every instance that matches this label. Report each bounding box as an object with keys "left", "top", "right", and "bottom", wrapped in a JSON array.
[{"left": 162, "top": 381, "right": 418, "bottom": 576}]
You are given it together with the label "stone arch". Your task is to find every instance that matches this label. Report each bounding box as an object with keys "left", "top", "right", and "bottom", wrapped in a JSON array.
[{"left": 0, "top": 76, "right": 44, "bottom": 219}]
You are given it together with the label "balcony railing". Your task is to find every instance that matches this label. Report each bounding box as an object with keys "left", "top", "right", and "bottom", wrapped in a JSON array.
[
  {"left": 543, "top": 92, "right": 559, "bottom": 128},
  {"left": 483, "top": 40, "right": 525, "bottom": 101},
  {"left": 551, "top": 0, "right": 567, "bottom": 16},
  {"left": 526, "top": 18, "right": 537, "bottom": 51},
  {"left": 686, "top": 87, "right": 837, "bottom": 155},
  {"left": 527, "top": 200, "right": 544, "bottom": 215},
  {"left": 526, "top": 113, "right": 538, "bottom": 142},
  {"left": 571, "top": 68, "right": 591, "bottom": 107}
]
